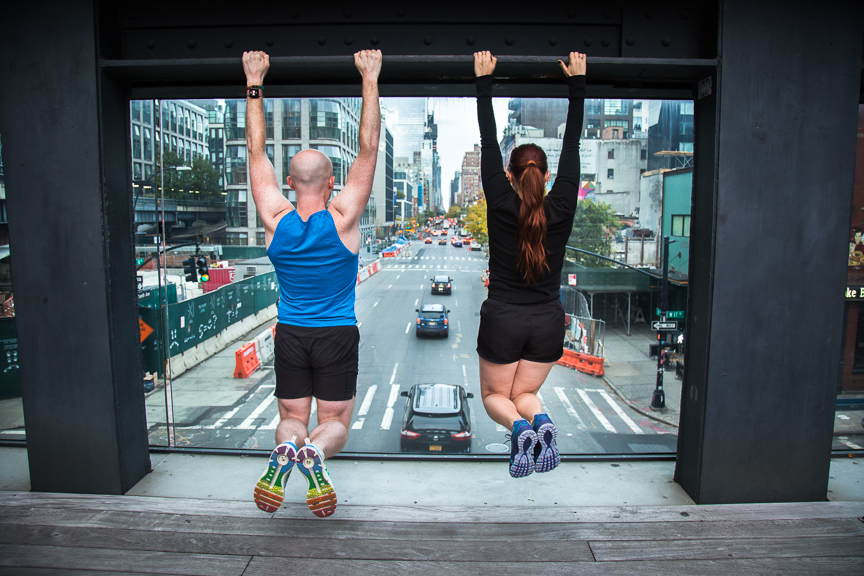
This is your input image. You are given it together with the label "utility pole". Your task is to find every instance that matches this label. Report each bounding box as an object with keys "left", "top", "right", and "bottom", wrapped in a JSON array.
[{"left": 652, "top": 236, "right": 670, "bottom": 410}]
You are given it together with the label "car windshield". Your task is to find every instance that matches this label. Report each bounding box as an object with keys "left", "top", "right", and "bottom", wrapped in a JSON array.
[
  {"left": 421, "top": 311, "right": 444, "bottom": 319},
  {"left": 410, "top": 414, "right": 463, "bottom": 431}
]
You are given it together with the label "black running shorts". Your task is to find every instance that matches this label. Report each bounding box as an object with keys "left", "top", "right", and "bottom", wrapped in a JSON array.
[
  {"left": 274, "top": 323, "right": 360, "bottom": 401},
  {"left": 476, "top": 298, "right": 565, "bottom": 364}
]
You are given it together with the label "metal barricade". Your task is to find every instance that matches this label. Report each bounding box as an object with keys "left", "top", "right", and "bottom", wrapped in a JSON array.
[{"left": 564, "top": 314, "right": 606, "bottom": 359}]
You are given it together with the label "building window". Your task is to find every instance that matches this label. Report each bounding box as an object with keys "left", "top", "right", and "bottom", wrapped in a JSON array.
[
  {"left": 266, "top": 144, "right": 274, "bottom": 166},
  {"left": 132, "top": 125, "right": 141, "bottom": 159},
  {"left": 641, "top": 149, "right": 647, "bottom": 160},
  {"left": 311, "top": 145, "right": 342, "bottom": 185},
  {"left": 227, "top": 190, "right": 247, "bottom": 227},
  {"left": 170, "top": 103, "right": 177, "bottom": 132},
  {"left": 225, "top": 145, "right": 247, "bottom": 185},
  {"left": 282, "top": 99, "right": 302, "bottom": 139},
  {"left": 184, "top": 110, "right": 191, "bottom": 137},
  {"left": 142, "top": 101, "right": 151, "bottom": 125},
  {"left": 265, "top": 100, "right": 275, "bottom": 140},
  {"left": 133, "top": 162, "right": 142, "bottom": 180},
  {"left": 607, "top": 169, "right": 614, "bottom": 179},
  {"left": 143, "top": 128, "right": 152, "bottom": 161},
  {"left": 310, "top": 100, "right": 341, "bottom": 140},
  {"left": 671, "top": 215, "right": 691, "bottom": 238},
  {"left": 225, "top": 232, "right": 248, "bottom": 246},
  {"left": 144, "top": 164, "right": 153, "bottom": 179},
  {"left": 604, "top": 99, "right": 630, "bottom": 115},
  {"left": 185, "top": 140, "right": 191, "bottom": 163},
  {"left": 172, "top": 136, "right": 177, "bottom": 153},
  {"left": 226, "top": 101, "right": 246, "bottom": 140},
  {"left": 256, "top": 232, "right": 266, "bottom": 246},
  {"left": 130, "top": 101, "right": 140, "bottom": 122},
  {"left": 607, "top": 149, "right": 614, "bottom": 159},
  {"left": 282, "top": 144, "right": 301, "bottom": 178}
]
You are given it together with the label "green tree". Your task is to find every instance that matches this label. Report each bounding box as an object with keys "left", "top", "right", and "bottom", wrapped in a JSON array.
[
  {"left": 158, "top": 151, "right": 225, "bottom": 203},
  {"left": 464, "top": 198, "right": 488, "bottom": 245},
  {"left": 568, "top": 199, "right": 619, "bottom": 267},
  {"left": 445, "top": 204, "right": 464, "bottom": 219}
]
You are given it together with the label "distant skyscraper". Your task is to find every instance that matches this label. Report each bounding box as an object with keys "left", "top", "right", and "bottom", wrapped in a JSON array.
[
  {"left": 381, "top": 98, "right": 426, "bottom": 161},
  {"left": 461, "top": 144, "right": 481, "bottom": 205}
]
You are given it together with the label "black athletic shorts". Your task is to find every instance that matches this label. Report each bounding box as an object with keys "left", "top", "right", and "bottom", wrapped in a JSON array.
[
  {"left": 476, "top": 297, "right": 565, "bottom": 364},
  {"left": 274, "top": 323, "right": 360, "bottom": 401}
]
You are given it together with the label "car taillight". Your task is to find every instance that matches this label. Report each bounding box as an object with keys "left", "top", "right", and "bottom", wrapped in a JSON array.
[
  {"left": 416, "top": 318, "right": 421, "bottom": 324},
  {"left": 451, "top": 431, "right": 471, "bottom": 440},
  {"left": 401, "top": 430, "right": 421, "bottom": 439},
  {"left": 443, "top": 318, "right": 448, "bottom": 325},
  {"left": 446, "top": 284, "right": 451, "bottom": 288}
]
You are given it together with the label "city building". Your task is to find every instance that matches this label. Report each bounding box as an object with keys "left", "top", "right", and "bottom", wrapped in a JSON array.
[
  {"left": 371, "top": 118, "right": 395, "bottom": 239},
  {"left": 221, "top": 97, "right": 374, "bottom": 246},
  {"left": 130, "top": 99, "right": 210, "bottom": 182},
  {"left": 646, "top": 101, "right": 695, "bottom": 171},
  {"left": 450, "top": 171, "right": 460, "bottom": 207},
  {"left": 579, "top": 136, "right": 648, "bottom": 217},
  {"left": 460, "top": 144, "right": 481, "bottom": 206}
]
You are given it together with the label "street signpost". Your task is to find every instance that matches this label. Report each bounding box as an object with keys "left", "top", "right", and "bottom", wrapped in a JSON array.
[
  {"left": 652, "top": 321, "right": 678, "bottom": 331},
  {"left": 652, "top": 236, "right": 671, "bottom": 410}
]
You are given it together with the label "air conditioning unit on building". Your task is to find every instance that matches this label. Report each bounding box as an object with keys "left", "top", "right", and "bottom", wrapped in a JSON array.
[{"left": 246, "top": 266, "right": 257, "bottom": 276}]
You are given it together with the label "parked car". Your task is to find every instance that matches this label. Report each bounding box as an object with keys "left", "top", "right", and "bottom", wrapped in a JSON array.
[
  {"left": 415, "top": 303, "right": 450, "bottom": 337},
  {"left": 399, "top": 383, "right": 473, "bottom": 453},
  {"left": 430, "top": 275, "right": 452, "bottom": 295},
  {"left": 469, "top": 243, "right": 483, "bottom": 251}
]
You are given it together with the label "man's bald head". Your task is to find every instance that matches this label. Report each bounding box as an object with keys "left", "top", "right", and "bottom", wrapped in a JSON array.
[{"left": 288, "top": 149, "right": 333, "bottom": 190}]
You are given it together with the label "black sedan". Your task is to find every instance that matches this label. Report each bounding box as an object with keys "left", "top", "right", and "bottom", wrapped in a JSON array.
[
  {"left": 400, "top": 383, "right": 474, "bottom": 453},
  {"left": 430, "top": 275, "right": 452, "bottom": 295}
]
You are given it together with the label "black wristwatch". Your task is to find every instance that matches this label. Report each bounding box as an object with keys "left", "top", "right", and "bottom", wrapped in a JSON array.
[{"left": 246, "top": 85, "right": 262, "bottom": 99}]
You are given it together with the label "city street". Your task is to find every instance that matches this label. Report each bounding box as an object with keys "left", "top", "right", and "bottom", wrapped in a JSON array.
[{"left": 146, "top": 240, "right": 683, "bottom": 455}]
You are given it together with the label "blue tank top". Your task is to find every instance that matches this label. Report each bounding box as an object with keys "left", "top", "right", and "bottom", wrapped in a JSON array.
[{"left": 267, "top": 210, "right": 358, "bottom": 327}]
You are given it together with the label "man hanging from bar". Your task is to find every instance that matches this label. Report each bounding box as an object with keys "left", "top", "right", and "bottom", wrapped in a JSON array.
[{"left": 242, "top": 49, "right": 382, "bottom": 518}]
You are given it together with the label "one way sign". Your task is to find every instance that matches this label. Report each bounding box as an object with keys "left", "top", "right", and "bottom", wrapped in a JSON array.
[{"left": 652, "top": 321, "right": 678, "bottom": 331}]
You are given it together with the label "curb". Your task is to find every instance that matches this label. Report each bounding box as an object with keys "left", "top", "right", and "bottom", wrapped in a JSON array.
[{"left": 601, "top": 374, "right": 680, "bottom": 429}]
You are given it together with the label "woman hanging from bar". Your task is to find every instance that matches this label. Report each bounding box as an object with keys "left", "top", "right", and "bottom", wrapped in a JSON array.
[{"left": 473, "top": 50, "right": 586, "bottom": 477}]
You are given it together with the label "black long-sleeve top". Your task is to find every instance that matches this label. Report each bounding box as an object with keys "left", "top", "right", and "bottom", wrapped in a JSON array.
[{"left": 477, "top": 74, "right": 586, "bottom": 304}]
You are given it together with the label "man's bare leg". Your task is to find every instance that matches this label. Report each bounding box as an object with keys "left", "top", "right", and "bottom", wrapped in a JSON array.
[{"left": 254, "top": 397, "right": 313, "bottom": 513}]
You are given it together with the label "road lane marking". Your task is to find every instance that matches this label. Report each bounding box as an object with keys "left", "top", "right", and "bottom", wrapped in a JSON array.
[
  {"left": 357, "top": 385, "right": 378, "bottom": 417},
  {"left": 262, "top": 413, "right": 281, "bottom": 430},
  {"left": 207, "top": 383, "right": 273, "bottom": 429},
  {"left": 496, "top": 423, "right": 507, "bottom": 432},
  {"left": 598, "top": 389, "right": 644, "bottom": 434},
  {"left": 455, "top": 299, "right": 458, "bottom": 306},
  {"left": 380, "top": 383, "right": 401, "bottom": 430},
  {"left": 420, "top": 284, "right": 424, "bottom": 289},
  {"left": 838, "top": 436, "right": 864, "bottom": 450},
  {"left": 414, "top": 299, "right": 418, "bottom": 306},
  {"left": 388, "top": 284, "right": 392, "bottom": 289},
  {"left": 405, "top": 322, "right": 411, "bottom": 334},
  {"left": 351, "top": 418, "right": 365, "bottom": 430},
  {"left": 238, "top": 394, "right": 277, "bottom": 429},
  {"left": 357, "top": 322, "right": 362, "bottom": 327},
  {"left": 553, "top": 387, "right": 588, "bottom": 431},
  {"left": 396, "top": 275, "right": 400, "bottom": 279},
  {"left": 458, "top": 320, "right": 462, "bottom": 332},
  {"left": 373, "top": 301, "right": 379, "bottom": 307},
  {"left": 536, "top": 391, "right": 548, "bottom": 413},
  {"left": 576, "top": 389, "right": 616, "bottom": 433}
]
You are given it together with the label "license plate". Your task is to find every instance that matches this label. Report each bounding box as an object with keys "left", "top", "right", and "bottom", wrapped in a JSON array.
[{"left": 429, "top": 445, "right": 442, "bottom": 451}]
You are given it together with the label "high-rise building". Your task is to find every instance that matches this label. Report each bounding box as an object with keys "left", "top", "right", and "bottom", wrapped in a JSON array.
[
  {"left": 461, "top": 144, "right": 481, "bottom": 206},
  {"left": 450, "top": 171, "right": 460, "bottom": 207},
  {"left": 381, "top": 99, "right": 426, "bottom": 162},
  {"left": 646, "top": 101, "right": 695, "bottom": 171},
  {"left": 222, "top": 97, "right": 374, "bottom": 246},
  {"left": 372, "top": 118, "right": 395, "bottom": 233},
  {"left": 130, "top": 99, "right": 209, "bottom": 182}
]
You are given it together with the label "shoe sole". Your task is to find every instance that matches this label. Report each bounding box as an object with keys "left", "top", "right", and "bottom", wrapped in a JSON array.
[
  {"left": 509, "top": 428, "right": 537, "bottom": 478},
  {"left": 297, "top": 446, "right": 337, "bottom": 518},
  {"left": 534, "top": 422, "right": 560, "bottom": 473},
  {"left": 254, "top": 442, "right": 296, "bottom": 513}
]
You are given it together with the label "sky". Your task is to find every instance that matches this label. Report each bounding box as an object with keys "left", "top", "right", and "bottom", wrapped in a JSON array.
[{"left": 425, "top": 97, "right": 511, "bottom": 210}]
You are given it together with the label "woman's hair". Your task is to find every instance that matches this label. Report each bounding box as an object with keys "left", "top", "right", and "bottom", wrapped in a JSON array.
[{"left": 509, "top": 143, "right": 549, "bottom": 284}]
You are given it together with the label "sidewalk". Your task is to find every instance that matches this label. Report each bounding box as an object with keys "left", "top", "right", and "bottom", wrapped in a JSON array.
[{"left": 601, "top": 323, "right": 681, "bottom": 428}]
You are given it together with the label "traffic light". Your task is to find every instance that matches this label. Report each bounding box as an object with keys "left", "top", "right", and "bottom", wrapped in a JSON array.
[
  {"left": 196, "top": 257, "right": 210, "bottom": 282},
  {"left": 183, "top": 257, "right": 197, "bottom": 283}
]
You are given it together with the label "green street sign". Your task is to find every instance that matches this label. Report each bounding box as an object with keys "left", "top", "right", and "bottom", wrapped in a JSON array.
[
  {"left": 656, "top": 308, "right": 685, "bottom": 319},
  {"left": 136, "top": 258, "right": 146, "bottom": 265}
]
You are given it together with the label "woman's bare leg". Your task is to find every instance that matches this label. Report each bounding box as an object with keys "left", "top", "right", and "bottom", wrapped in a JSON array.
[{"left": 480, "top": 357, "right": 556, "bottom": 429}]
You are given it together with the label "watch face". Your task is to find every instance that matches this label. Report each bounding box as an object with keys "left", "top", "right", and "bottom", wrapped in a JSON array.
[{"left": 248, "top": 87, "right": 260, "bottom": 98}]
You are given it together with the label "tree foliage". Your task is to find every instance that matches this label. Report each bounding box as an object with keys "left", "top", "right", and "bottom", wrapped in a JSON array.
[
  {"left": 445, "top": 204, "right": 465, "bottom": 219},
  {"left": 568, "top": 199, "right": 619, "bottom": 267},
  {"left": 157, "top": 151, "right": 225, "bottom": 203},
  {"left": 464, "top": 198, "right": 488, "bottom": 245}
]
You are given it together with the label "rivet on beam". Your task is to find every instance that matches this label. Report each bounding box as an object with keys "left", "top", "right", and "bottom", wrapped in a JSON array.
[
  {"left": 645, "top": 10, "right": 654, "bottom": 19},
  {"left": 344, "top": 37, "right": 354, "bottom": 46},
  {"left": 626, "top": 37, "right": 635, "bottom": 46},
  {"left": 466, "top": 36, "right": 476, "bottom": 46},
  {"left": 661, "top": 37, "right": 671, "bottom": 47},
  {"left": 548, "top": 37, "right": 557, "bottom": 46},
  {"left": 266, "top": 38, "right": 275, "bottom": 47},
  {"left": 397, "top": 9, "right": 406, "bottom": 17},
  {"left": 224, "top": 40, "right": 234, "bottom": 48},
  {"left": 423, "top": 36, "right": 433, "bottom": 46},
  {"left": 584, "top": 37, "right": 593, "bottom": 47},
  {"left": 505, "top": 36, "right": 515, "bottom": 46},
  {"left": 601, "top": 38, "right": 610, "bottom": 47},
  {"left": 187, "top": 40, "right": 197, "bottom": 49},
  {"left": 370, "top": 36, "right": 380, "bottom": 46},
  {"left": 147, "top": 40, "right": 156, "bottom": 50},
  {"left": 318, "top": 36, "right": 327, "bottom": 46}
]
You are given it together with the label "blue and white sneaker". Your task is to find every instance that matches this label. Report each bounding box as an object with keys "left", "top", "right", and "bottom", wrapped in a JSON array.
[
  {"left": 508, "top": 419, "right": 537, "bottom": 478},
  {"left": 533, "top": 412, "right": 560, "bottom": 473}
]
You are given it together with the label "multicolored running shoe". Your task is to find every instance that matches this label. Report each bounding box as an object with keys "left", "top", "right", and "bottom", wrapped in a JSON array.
[
  {"left": 296, "top": 443, "right": 337, "bottom": 518},
  {"left": 508, "top": 419, "right": 537, "bottom": 478},
  {"left": 533, "top": 412, "right": 560, "bottom": 473},
  {"left": 254, "top": 440, "right": 297, "bottom": 513}
]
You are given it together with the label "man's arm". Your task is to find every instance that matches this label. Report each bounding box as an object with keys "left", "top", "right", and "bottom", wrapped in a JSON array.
[
  {"left": 242, "top": 51, "right": 293, "bottom": 248},
  {"left": 329, "top": 50, "right": 382, "bottom": 253}
]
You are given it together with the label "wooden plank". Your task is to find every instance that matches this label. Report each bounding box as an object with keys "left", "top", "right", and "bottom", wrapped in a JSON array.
[
  {"left": 590, "top": 536, "right": 864, "bottom": 561},
  {"left": 0, "top": 544, "right": 251, "bottom": 576},
  {"left": 2, "top": 507, "right": 864, "bottom": 543},
  {"left": 243, "top": 556, "right": 864, "bottom": 576},
  {"left": 3, "top": 492, "right": 863, "bottom": 525},
  {"left": 0, "top": 569, "right": 189, "bottom": 576},
  {"left": 0, "top": 524, "right": 595, "bottom": 563}
]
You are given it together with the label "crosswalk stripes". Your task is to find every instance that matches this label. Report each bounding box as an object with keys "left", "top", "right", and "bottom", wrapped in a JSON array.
[
  {"left": 553, "top": 387, "right": 588, "bottom": 431},
  {"left": 592, "top": 389, "right": 644, "bottom": 434},
  {"left": 576, "top": 389, "right": 616, "bottom": 433}
]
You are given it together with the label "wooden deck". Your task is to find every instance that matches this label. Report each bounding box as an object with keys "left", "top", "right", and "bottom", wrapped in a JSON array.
[{"left": 0, "top": 492, "right": 862, "bottom": 575}]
